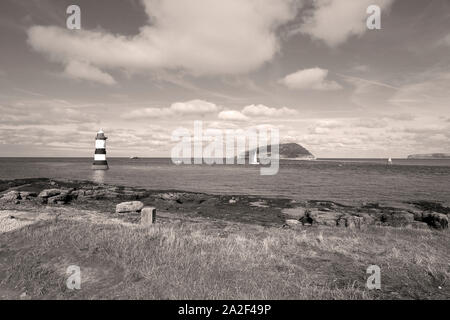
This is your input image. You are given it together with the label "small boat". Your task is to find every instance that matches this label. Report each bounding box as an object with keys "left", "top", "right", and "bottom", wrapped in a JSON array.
[
  {"left": 129, "top": 156, "right": 139, "bottom": 160},
  {"left": 249, "top": 151, "right": 259, "bottom": 165},
  {"left": 387, "top": 157, "right": 393, "bottom": 165}
]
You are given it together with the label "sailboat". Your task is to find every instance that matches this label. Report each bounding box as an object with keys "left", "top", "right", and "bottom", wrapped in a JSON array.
[
  {"left": 249, "top": 150, "right": 259, "bottom": 165},
  {"left": 387, "top": 157, "right": 393, "bottom": 165}
]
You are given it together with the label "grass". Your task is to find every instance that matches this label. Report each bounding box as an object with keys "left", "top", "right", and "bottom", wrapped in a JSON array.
[{"left": 1, "top": 211, "right": 449, "bottom": 300}]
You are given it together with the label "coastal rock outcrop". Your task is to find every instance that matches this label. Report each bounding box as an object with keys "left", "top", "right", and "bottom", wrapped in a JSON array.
[
  {"left": 421, "top": 212, "right": 448, "bottom": 230},
  {"left": 0, "top": 191, "right": 21, "bottom": 202},
  {"left": 38, "top": 189, "right": 62, "bottom": 199},
  {"left": 1, "top": 178, "right": 448, "bottom": 230},
  {"left": 38, "top": 188, "right": 74, "bottom": 204},
  {"left": 306, "top": 210, "right": 341, "bottom": 227},
  {"left": 381, "top": 212, "right": 415, "bottom": 227},
  {"left": 116, "top": 201, "right": 144, "bottom": 213}
]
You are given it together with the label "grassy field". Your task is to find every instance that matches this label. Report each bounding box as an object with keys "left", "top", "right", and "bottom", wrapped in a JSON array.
[{"left": 0, "top": 208, "right": 449, "bottom": 300}]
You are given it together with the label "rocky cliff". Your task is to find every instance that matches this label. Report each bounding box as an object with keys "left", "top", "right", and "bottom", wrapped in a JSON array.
[{"left": 407, "top": 153, "right": 450, "bottom": 159}]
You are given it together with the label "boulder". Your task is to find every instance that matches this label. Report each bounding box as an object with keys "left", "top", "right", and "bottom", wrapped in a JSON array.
[
  {"left": 141, "top": 207, "right": 156, "bottom": 226},
  {"left": 381, "top": 212, "right": 414, "bottom": 227},
  {"left": 337, "top": 216, "right": 347, "bottom": 227},
  {"left": 116, "top": 201, "right": 144, "bottom": 213},
  {"left": 19, "top": 191, "right": 37, "bottom": 199},
  {"left": 409, "top": 221, "right": 429, "bottom": 230},
  {"left": 308, "top": 210, "right": 341, "bottom": 226},
  {"left": 336, "top": 213, "right": 374, "bottom": 229},
  {"left": 411, "top": 210, "right": 424, "bottom": 221},
  {"left": 158, "top": 192, "right": 181, "bottom": 201},
  {"left": 282, "top": 207, "right": 306, "bottom": 219},
  {"left": 285, "top": 219, "right": 300, "bottom": 226},
  {"left": 422, "top": 212, "right": 448, "bottom": 230},
  {"left": 1, "top": 191, "right": 21, "bottom": 201},
  {"left": 38, "top": 189, "right": 62, "bottom": 198},
  {"left": 47, "top": 192, "right": 71, "bottom": 204},
  {"left": 347, "top": 216, "right": 363, "bottom": 229}
]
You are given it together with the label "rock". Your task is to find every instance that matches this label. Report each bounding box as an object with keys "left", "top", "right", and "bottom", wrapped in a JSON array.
[
  {"left": 285, "top": 219, "right": 300, "bottom": 226},
  {"left": 116, "top": 201, "right": 144, "bottom": 213},
  {"left": 103, "top": 192, "right": 121, "bottom": 199},
  {"left": 38, "top": 189, "right": 62, "bottom": 198},
  {"left": 308, "top": 210, "right": 341, "bottom": 226},
  {"left": 412, "top": 210, "right": 424, "bottom": 221},
  {"left": 1, "top": 191, "right": 21, "bottom": 201},
  {"left": 381, "top": 212, "right": 414, "bottom": 227},
  {"left": 337, "top": 217, "right": 347, "bottom": 227},
  {"left": 19, "top": 191, "right": 37, "bottom": 199},
  {"left": 141, "top": 207, "right": 156, "bottom": 226},
  {"left": 409, "top": 221, "right": 429, "bottom": 230},
  {"left": 158, "top": 192, "right": 180, "bottom": 201},
  {"left": 282, "top": 207, "right": 306, "bottom": 219},
  {"left": 346, "top": 216, "right": 365, "bottom": 229},
  {"left": 47, "top": 192, "right": 71, "bottom": 204},
  {"left": 422, "top": 212, "right": 448, "bottom": 230}
]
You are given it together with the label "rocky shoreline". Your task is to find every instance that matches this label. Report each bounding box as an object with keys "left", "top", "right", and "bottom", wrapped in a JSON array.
[{"left": 0, "top": 178, "right": 448, "bottom": 230}]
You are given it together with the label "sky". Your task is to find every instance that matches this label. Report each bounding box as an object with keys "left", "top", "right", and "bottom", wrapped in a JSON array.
[{"left": 0, "top": 0, "right": 450, "bottom": 158}]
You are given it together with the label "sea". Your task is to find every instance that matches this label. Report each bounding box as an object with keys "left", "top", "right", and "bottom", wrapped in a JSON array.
[{"left": 1, "top": 157, "right": 450, "bottom": 206}]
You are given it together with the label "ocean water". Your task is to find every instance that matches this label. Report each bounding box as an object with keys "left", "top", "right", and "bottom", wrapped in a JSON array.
[{"left": 1, "top": 157, "right": 450, "bottom": 205}]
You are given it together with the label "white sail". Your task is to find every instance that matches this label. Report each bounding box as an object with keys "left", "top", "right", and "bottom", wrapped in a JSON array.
[{"left": 250, "top": 151, "right": 259, "bottom": 165}]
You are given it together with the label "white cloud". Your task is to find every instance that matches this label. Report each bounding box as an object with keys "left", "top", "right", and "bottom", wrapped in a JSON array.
[
  {"left": 438, "top": 34, "right": 450, "bottom": 47},
  {"left": 0, "top": 100, "right": 94, "bottom": 125},
  {"left": 300, "top": 0, "right": 395, "bottom": 47},
  {"left": 64, "top": 61, "right": 116, "bottom": 85},
  {"left": 218, "top": 110, "right": 249, "bottom": 122},
  {"left": 122, "top": 107, "right": 174, "bottom": 119},
  {"left": 170, "top": 100, "right": 219, "bottom": 115},
  {"left": 123, "top": 99, "right": 219, "bottom": 119},
  {"left": 242, "top": 104, "right": 298, "bottom": 117},
  {"left": 27, "top": 0, "right": 299, "bottom": 83},
  {"left": 280, "top": 68, "right": 342, "bottom": 90}
]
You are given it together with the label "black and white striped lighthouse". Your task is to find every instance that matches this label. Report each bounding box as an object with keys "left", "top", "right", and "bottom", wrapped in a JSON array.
[{"left": 92, "top": 129, "right": 109, "bottom": 170}]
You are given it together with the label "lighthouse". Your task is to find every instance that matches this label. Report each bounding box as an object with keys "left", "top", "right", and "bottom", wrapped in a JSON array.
[{"left": 92, "top": 129, "right": 109, "bottom": 170}]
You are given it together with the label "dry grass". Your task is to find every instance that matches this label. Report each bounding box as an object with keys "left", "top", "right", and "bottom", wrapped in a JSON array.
[{"left": 0, "top": 213, "right": 449, "bottom": 300}]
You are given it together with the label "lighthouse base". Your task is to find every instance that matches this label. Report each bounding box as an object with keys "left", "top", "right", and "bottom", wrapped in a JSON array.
[{"left": 92, "top": 164, "right": 109, "bottom": 170}]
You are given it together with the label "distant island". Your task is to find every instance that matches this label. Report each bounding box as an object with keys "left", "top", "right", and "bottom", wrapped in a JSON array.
[
  {"left": 244, "top": 143, "right": 315, "bottom": 160},
  {"left": 407, "top": 153, "right": 450, "bottom": 159}
]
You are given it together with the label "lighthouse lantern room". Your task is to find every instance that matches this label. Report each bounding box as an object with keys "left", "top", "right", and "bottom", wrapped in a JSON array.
[{"left": 92, "top": 129, "right": 109, "bottom": 170}]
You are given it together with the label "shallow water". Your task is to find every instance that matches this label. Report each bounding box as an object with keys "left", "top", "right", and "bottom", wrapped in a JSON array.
[{"left": 0, "top": 157, "right": 449, "bottom": 205}]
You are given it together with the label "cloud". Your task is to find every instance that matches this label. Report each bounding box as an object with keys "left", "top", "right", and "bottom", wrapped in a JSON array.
[
  {"left": 123, "top": 99, "right": 219, "bottom": 119},
  {"left": 438, "top": 34, "right": 450, "bottom": 47},
  {"left": 26, "top": 0, "right": 299, "bottom": 83},
  {"left": 170, "top": 100, "right": 219, "bottom": 115},
  {"left": 280, "top": 68, "right": 342, "bottom": 90},
  {"left": 0, "top": 100, "right": 94, "bottom": 125},
  {"left": 299, "top": 0, "right": 395, "bottom": 47},
  {"left": 64, "top": 61, "right": 116, "bottom": 85},
  {"left": 241, "top": 104, "right": 298, "bottom": 117},
  {"left": 218, "top": 110, "right": 249, "bottom": 122},
  {"left": 384, "top": 113, "right": 415, "bottom": 121}
]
